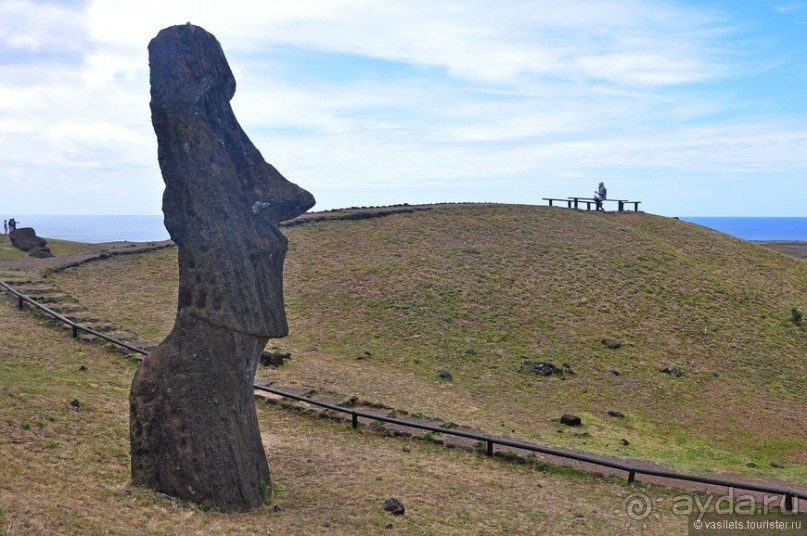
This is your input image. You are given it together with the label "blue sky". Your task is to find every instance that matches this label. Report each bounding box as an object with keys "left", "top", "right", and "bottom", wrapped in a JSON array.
[{"left": 1, "top": 0, "right": 806, "bottom": 217}]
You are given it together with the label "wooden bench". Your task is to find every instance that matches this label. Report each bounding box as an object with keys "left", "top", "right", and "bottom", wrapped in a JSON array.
[
  {"left": 541, "top": 197, "right": 573, "bottom": 208},
  {"left": 543, "top": 196, "right": 642, "bottom": 212},
  {"left": 569, "top": 197, "right": 642, "bottom": 212},
  {"left": 613, "top": 200, "right": 641, "bottom": 212},
  {"left": 568, "top": 197, "right": 599, "bottom": 210}
]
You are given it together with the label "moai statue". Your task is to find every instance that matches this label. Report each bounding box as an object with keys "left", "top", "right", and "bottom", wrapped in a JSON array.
[{"left": 130, "top": 24, "right": 315, "bottom": 511}]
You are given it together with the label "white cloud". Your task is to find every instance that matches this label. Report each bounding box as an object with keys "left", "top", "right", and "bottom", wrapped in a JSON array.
[
  {"left": 0, "top": 0, "right": 86, "bottom": 52},
  {"left": 776, "top": 2, "right": 806, "bottom": 13},
  {"left": 0, "top": 0, "right": 805, "bottom": 216}
]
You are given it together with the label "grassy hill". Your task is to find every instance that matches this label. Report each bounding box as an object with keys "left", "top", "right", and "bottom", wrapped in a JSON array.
[
  {"left": 0, "top": 234, "right": 110, "bottom": 261},
  {"left": 47, "top": 204, "right": 806, "bottom": 485},
  {"left": 1, "top": 289, "right": 695, "bottom": 535}
]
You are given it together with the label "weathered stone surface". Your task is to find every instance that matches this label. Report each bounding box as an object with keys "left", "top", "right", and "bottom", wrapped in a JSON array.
[
  {"left": 519, "top": 360, "right": 574, "bottom": 376},
  {"left": 9, "top": 227, "right": 53, "bottom": 258},
  {"left": 130, "top": 23, "right": 314, "bottom": 512},
  {"left": 260, "top": 350, "right": 292, "bottom": 367},
  {"left": 560, "top": 414, "right": 582, "bottom": 426},
  {"left": 661, "top": 366, "right": 684, "bottom": 377},
  {"left": 383, "top": 498, "right": 406, "bottom": 516}
]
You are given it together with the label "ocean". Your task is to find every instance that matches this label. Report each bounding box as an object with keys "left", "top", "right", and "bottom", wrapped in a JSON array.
[
  {"left": 8, "top": 215, "right": 169, "bottom": 243},
  {"left": 680, "top": 217, "right": 807, "bottom": 241},
  {"left": 4, "top": 215, "right": 806, "bottom": 243}
]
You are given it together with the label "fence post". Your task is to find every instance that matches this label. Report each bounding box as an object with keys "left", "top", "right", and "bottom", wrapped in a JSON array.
[
  {"left": 486, "top": 440, "right": 494, "bottom": 456},
  {"left": 72, "top": 325, "right": 79, "bottom": 338},
  {"left": 784, "top": 494, "right": 794, "bottom": 513},
  {"left": 351, "top": 412, "right": 358, "bottom": 429},
  {"left": 628, "top": 470, "right": 636, "bottom": 484},
  {"left": 18, "top": 296, "right": 23, "bottom": 310}
]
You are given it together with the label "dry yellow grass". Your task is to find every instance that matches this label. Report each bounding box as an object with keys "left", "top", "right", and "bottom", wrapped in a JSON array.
[
  {"left": 0, "top": 296, "right": 694, "bottom": 535},
  {"left": 49, "top": 204, "right": 807, "bottom": 483}
]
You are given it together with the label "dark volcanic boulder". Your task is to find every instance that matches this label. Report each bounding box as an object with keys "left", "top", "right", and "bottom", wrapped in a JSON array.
[
  {"left": 129, "top": 23, "right": 315, "bottom": 512},
  {"left": 383, "top": 498, "right": 406, "bottom": 516},
  {"left": 519, "top": 360, "right": 574, "bottom": 376},
  {"left": 9, "top": 227, "right": 53, "bottom": 258},
  {"left": 560, "top": 414, "right": 582, "bottom": 426}
]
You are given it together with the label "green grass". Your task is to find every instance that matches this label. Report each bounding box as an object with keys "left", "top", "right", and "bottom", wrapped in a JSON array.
[
  {"left": 46, "top": 204, "right": 806, "bottom": 485},
  {"left": 1, "top": 295, "right": 694, "bottom": 534},
  {"left": 0, "top": 233, "right": 117, "bottom": 261}
]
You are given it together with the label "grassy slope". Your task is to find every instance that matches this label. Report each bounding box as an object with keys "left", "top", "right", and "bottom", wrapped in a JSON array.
[
  {"left": 0, "top": 296, "right": 690, "bottom": 535},
  {"left": 0, "top": 234, "right": 110, "bottom": 261},
  {"left": 49, "top": 204, "right": 807, "bottom": 484}
]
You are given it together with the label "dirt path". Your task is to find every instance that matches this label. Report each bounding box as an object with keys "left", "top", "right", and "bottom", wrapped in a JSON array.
[{"left": 258, "top": 386, "right": 807, "bottom": 514}]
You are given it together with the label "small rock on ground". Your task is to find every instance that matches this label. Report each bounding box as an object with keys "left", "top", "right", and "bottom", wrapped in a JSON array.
[
  {"left": 383, "top": 498, "right": 405, "bottom": 516},
  {"left": 436, "top": 369, "right": 453, "bottom": 381},
  {"left": 560, "top": 414, "right": 582, "bottom": 426}
]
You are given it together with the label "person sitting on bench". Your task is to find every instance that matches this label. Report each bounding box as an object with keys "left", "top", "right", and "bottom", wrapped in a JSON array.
[{"left": 594, "top": 182, "right": 607, "bottom": 211}]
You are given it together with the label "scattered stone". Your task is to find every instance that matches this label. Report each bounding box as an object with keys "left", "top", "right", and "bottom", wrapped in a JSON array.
[
  {"left": 770, "top": 462, "right": 784, "bottom": 469},
  {"left": 386, "top": 523, "right": 393, "bottom": 529},
  {"left": 519, "top": 360, "right": 574, "bottom": 376},
  {"left": 70, "top": 399, "right": 80, "bottom": 409},
  {"left": 712, "top": 372, "right": 720, "bottom": 378},
  {"left": 402, "top": 447, "right": 411, "bottom": 453},
  {"left": 79, "top": 365, "right": 88, "bottom": 372},
  {"left": 383, "top": 498, "right": 405, "bottom": 516},
  {"left": 464, "top": 348, "right": 477, "bottom": 357},
  {"left": 607, "top": 411, "right": 625, "bottom": 419},
  {"left": 357, "top": 351, "right": 372, "bottom": 360},
  {"left": 661, "top": 367, "right": 684, "bottom": 377},
  {"left": 260, "top": 350, "right": 291, "bottom": 367},
  {"left": 610, "top": 369, "right": 621, "bottom": 376},
  {"left": 436, "top": 369, "right": 453, "bottom": 381},
  {"left": 29, "top": 246, "right": 53, "bottom": 259},
  {"left": 621, "top": 438, "right": 630, "bottom": 446},
  {"left": 272, "top": 504, "right": 283, "bottom": 513},
  {"left": 560, "top": 414, "right": 582, "bottom": 427},
  {"left": 602, "top": 338, "right": 622, "bottom": 349},
  {"left": 341, "top": 395, "right": 359, "bottom": 407},
  {"left": 746, "top": 462, "right": 757, "bottom": 468}
]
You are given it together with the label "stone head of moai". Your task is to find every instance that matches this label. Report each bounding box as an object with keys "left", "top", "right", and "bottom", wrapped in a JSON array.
[{"left": 149, "top": 23, "right": 315, "bottom": 337}]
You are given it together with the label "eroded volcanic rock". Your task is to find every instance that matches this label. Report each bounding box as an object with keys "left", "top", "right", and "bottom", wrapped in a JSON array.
[
  {"left": 129, "top": 23, "right": 314, "bottom": 512},
  {"left": 9, "top": 227, "right": 53, "bottom": 258}
]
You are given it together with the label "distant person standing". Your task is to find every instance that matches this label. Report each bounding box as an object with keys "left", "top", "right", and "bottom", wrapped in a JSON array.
[
  {"left": 594, "top": 182, "right": 607, "bottom": 211},
  {"left": 8, "top": 218, "right": 17, "bottom": 232},
  {"left": 3, "top": 219, "right": 6, "bottom": 234}
]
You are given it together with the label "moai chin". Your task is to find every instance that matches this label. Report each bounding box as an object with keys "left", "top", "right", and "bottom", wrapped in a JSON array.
[{"left": 129, "top": 23, "right": 315, "bottom": 511}]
